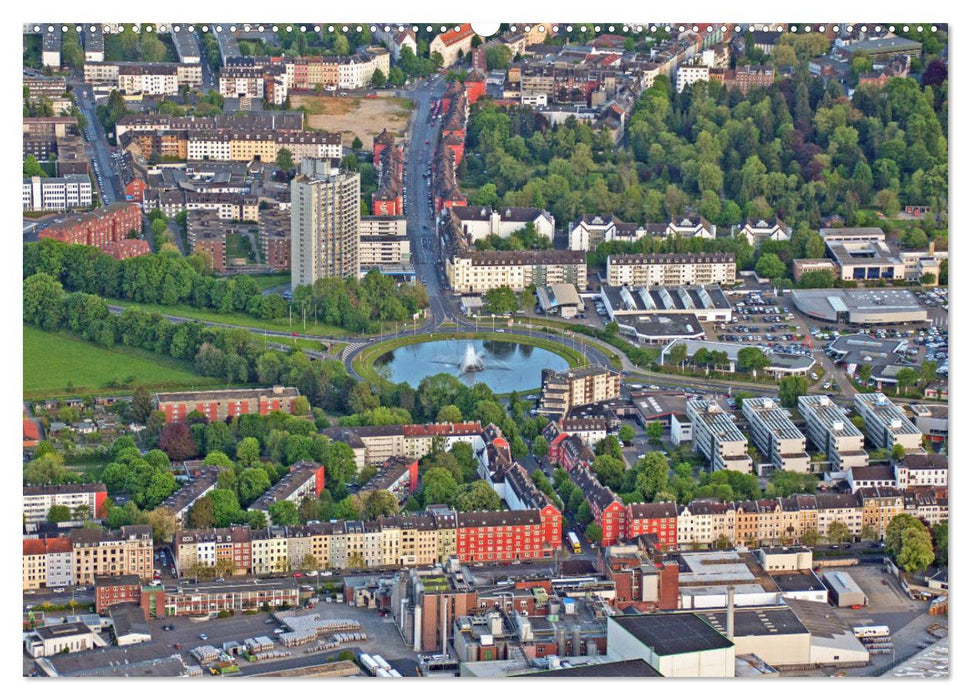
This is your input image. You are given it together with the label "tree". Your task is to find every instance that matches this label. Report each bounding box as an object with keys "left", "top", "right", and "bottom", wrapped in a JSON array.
[
  {"left": 23, "top": 154, "right": 46, "bottom": 177},
  {"left": 186, "top": 497, "right": 216, "bottom": 529},
  {"left": 268, "top": 500, "right": 300, "bottom": 526},
  {"left": 895, "top": 367, "right": 918, "bottom": 395},
  {"left": 483, "top": 286, "right": 519, "bottom": 314},
  {"left": 147, "top": 507, "right": 177, "bottom": 544},
  {"left": 778, "top": 376, "right": 809, "bottom": 408},
  {"left": 713, "top": 534, "right": 733, "bottom": 550},
  {"left": 932, "top": 521, "right": 947, "bottom": 566},
  {"left": 485, "top": 45, "right": 512, "bottom": 70},
  {"left": 159, "top": 422, "right": 197, "bottom": 461},
  {"left": 352, "top": 136, "right": 363, "bottom": 151},
  {"left": 755, "top": 253, "right": 787, "bottom": 279},
  {"left": 646, "top": 421, "right": 664, "bottom": 444},
  {"left": 858, "top": 364, "right": 873, "bottom": 385},
  {"left": 236, "top": 437, "right": 261, "bottom": 469},
  {"left": 370, "top": 68, "right": 386, "bottom": 88},
  {"left": 298, "top": 553, "right": 318, "bottom": 572},
  {"left": 591, "top": 455, "right": 625, "bottom": 492},
  {"left": 885, "top": 513, "right": 926, "bottom": 557},
  {"left": 890, "top": 444, "right": 906, "bottom": 461},
  {"left": 636, "top": 453, "right": 670, "bottom": 501},
  {"left": 667, "top": 343, "right": 688, "bottom": 368},
  {"left": 208, "top": 489, "right": 242, "bottom": 527},
  {"left": 333, "top": 34, "right": 350, "bottom": 56},
  {"left": 918, "top": 361, "right": 939, "bottom": 388},
  {"left": 618, "top": 425, "right": 635, "bottom": 445},
  {"left": 239, "top": 467, "right": 272, "bottom": 506},
  {"left": 359, "top": 490, "right": 399, "bottom": 519},
  {"left": 437, "top": 404, "right": 463, "bottom": 423},
  {"left": 826, "top": 521, "right": 851, "bottom": 544},
  {"left": 47, "top": 504, "right": 72, "bottom": 523},
  {"left": 131, "top": 385, "right": 154, "bottom": 424},
  {"left": 422, "top": 467, "right": 459, "bottom": 506},
  {"left": 800, "top": 528, "right": 821, "bottom": 547},
  {"left": 456, "top": 481, "right": 501, "bottom": 511},
  {"left": 276, "top": 148, "right": 293, "bottom": 172},
  {"left": 585, "top": 523, "right": 603, "bottom": 545},
  {"left": 898, "top": 526, "right": 935, "bottom": 572},
  {"left": 532, "top": 435, "right": 549, "bottom": 458},
  {"left": 737, "top": 347, "right": 770, "bottom": 374}
]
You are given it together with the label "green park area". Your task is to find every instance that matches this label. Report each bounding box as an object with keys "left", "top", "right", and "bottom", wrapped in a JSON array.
[{"left": 23, "top": 326, "right": 220, "bottom": 398}]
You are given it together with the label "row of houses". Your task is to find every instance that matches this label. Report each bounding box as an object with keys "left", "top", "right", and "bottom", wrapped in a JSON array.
[
  {"left": 23, "top": 525, "right": 153, "bottom": 590},
  {"left": 569, "top": 214, "right": 790, "bottom": 251}
]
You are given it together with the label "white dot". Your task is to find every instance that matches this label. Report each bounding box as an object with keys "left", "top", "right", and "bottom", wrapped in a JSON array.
[
  {"left": 286, "top": 26, "right": 293, "bottom": 33},
  {"left": 201, "top": 26, "right": 207, "bottom": 33},
  {"left": 721, "top": 26, "right": 727, "bottom": 32},
  {"left": 539, "top": 26, "right": 546, "bottom": 33},
  {"left": 903, "top": 26, "right": 910, "bottom": 32},
  {"left": 567, "top": 26, "right": 573, "bottom": 32},
  {"left": 174, "top": 26, "right": 181, "bottom": 33},
  {"left": 230, "top": 26, "right": 237, "bottom": 32},
  {"left": 440, "top": 26, "right": 447, "bottom": 32},
  {"left": 917, "top": 25, "right": 924, "bottom": 32},
  {"left": 861, "top": 26, "right": 868, "bottom": 33},
  {"left": 819, "top": 26, "right": 825, "bottom": 32},
  {"left": 706, "top": 27, "right": 712, "bottom": 33},
  {"left": 356, "top": 26, "right": 363, "bottom": 32},
  {"left": 678, "top": 26, "right": 684, "bottom": 32},
  {"left": 804, "top": 26, "right": 811, "bottom": 32},
  {"left": 594, "top": 26, "right": 601, "bottom": 33},
  {"left": 790, "top": 26, "right": 797, "bottom": 32},
  {"left": 329, "top": 26, "right": 335, "bottom": 33},
  {"left": 384, "top": 26, "right": 390, "bottom": 32},
  {"left": 932, "top": 25, "right": 938, "bottom": 32},
  {"left": 609, "top": 25, "right": 615, "bottom": 32},
  {"left": 33, "top": 25, "right": 39, "bottom": 32},
  {"left": 215, "top": 26, "right": 221, "bottom": 33},
  {"left": 665, "top": 26, "right": 672, "bottom": 32},
  {"left": 889, "top": 26, "right": 895, "bottom": 32},
  {"left": 424, "top": 26, "right": 431, "bottom": 33},
  {"left": 692, "top": 26, "right": 698, "bottom": 32},
  {"left": 258, "top": 25, "right": 265, "bottom": 32},
  {"left": 833, "top": 26, "right": 840, "bottom": 32},
  {"left": 411, "top": 26, "right": 418, "bottom": 32},
  {"left": 551, "top": 26, "right": 558, "bottom": 33},
  {"left": 651, "top": 26, "right": 657, "bottom": 32},
  {"left": 370, "top": 26, "right": 377, "bottom": 32},
  {"left": 132, "top": 25, "right": 139, "bottom": 33},
  {"left": 580, "top": 26, "right": 586, "bottom": 32},
  {"left": 397, "top": 26, "right": 403, "bottom": 32}
]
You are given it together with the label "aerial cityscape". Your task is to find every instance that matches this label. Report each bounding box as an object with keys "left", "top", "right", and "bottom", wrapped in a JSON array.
[{"left": 22, "top": 20, "right": 948, "bottom": 679}]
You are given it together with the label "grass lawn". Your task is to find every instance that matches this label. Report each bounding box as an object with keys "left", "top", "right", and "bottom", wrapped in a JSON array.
[
  {"left": 248, "top": 273, "right": 291, "bottom": 290},
  {"left": 23, "top": 326, "right": 221, "bottom": 398},
  {"left": 107, "top": 298, "right": 351, "bottom": 338}
]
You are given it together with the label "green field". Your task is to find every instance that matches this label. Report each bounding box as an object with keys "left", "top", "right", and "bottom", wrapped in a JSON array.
[
  {"left": 23, "top": 326, "right": 221, "bottom": 398},
  {"left": 249, "top": 274, "right": 291, "bottom": 290},
  {"left": 107, "top": 298, "right": 351, "bottom": 339}
]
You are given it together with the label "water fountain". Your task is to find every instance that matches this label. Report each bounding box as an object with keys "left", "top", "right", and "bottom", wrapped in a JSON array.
[{"left": 458, "top": 342, "right": 486, "bottom": 373}]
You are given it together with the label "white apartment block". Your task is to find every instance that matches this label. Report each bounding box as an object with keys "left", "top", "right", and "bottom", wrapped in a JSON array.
[
  {"left": 568, "top": 215, "right": 650, "bottom": 251},
  {"left": 450, "top": 206, "right": 555, "bottom": 243},
  {"left": 677, "top": 63, "right": 710, "bottom": 92},
  {"left": 854, "top": 393, "right": 924, "bottom": 452},
  {"left": 741, "top": 398, "right": 811, "bottom": 473},
  {"left": 797, "top": 395, "right": 869, "bottom": 471},
  {"left": 447, "top": 250, "right": 587, "bottom": 294},
  {"left": 23, "top": 484, "right": 106, "bottom": 526},
  {"left": 606, "top": 253, "right": 736, "bottom": 287},
  {"left": 23, "top": 175, "right": 92, "bottom": 212},
  {"left": 686, "top": 399, "right": 753, "bottom": 472}
]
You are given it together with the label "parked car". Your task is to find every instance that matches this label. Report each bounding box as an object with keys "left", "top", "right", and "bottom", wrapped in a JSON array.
[{"left": 199, "top": 633, "right": 208, "bottom": 640}]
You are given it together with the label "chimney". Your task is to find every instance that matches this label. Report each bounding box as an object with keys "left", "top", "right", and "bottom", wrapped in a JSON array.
[{"left": 726, "top": 585, "right": 735, "bottom": 640}]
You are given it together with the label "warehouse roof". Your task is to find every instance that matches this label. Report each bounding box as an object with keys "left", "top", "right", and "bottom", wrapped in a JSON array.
[{"left": 611, "top": 612, "right": 733, "bottom": 656}]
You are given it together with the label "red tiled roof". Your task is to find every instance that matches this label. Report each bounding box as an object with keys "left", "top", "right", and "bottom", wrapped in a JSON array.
[
  {"left": 435, "top": 24, "right": 475, "bottom": 47},
  {"left": 24, "top": 419, "right": 40, "bottom": 441},
  {"left": 23, "top": 540, "right": 46, "bottom": 556}
]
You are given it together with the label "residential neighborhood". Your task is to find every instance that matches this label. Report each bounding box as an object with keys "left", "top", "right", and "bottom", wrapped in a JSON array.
[{"left": 22, "top": 19, "right": 948, "bottom": 681}]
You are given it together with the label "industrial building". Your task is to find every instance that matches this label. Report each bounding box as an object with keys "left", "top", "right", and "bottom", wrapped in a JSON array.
[
  {"left": 821, "top": 571, "right": 867, "bottom": 608},
  {"left": 606, "top": 612, "right": 735, "bottom": 677}
]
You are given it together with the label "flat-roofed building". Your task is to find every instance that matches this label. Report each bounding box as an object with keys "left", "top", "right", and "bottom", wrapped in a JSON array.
[
  {"left": 606, "top": 613, "right": 735, "bottom": 678},
  {"left": 825, "top": 236, "right": 905, "bottom": 283},
  {"left": 24, "top": 623, "right": 104, "bottom": 658},
  {"left": 854, "top": 392, "right": 924, "bottom": 452},
  {"left": 23, "top": 175, "right": 92, "bottom": 212},
  {"left": 741, "top": 398, "right": 811, "bottom": 473},
  {"left": 154, "top": 386, "right": 300, "bottom": 423},
  {"left": 821, "top": 571, "right": 867, "bottom": 607},
  {"left": 791, "top": 289, "right": 927, "bottom": 325},
  {"left": 23, "top": 483, "right": 108, "bottom": 526},
  {"left": 538, "top": 367, "right": 621, "bottom": 418},
  {"left": 606, "top": 253, "right": 735, "bottom": 287},
  {"left": 797, "top": 395, "right": 868, "bottom": 471},
  {"left": 686, "top": 399, "right": 753, "bottom": 473}
]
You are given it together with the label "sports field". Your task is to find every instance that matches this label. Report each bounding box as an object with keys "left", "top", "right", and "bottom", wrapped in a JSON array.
[{"left": 23, "top": 326, "right": 220, "bottom": 398}]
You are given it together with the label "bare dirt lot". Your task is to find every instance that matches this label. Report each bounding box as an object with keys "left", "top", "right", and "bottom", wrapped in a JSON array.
[{"left": 291, "top": 94, "right": 413, "bottom": 147}]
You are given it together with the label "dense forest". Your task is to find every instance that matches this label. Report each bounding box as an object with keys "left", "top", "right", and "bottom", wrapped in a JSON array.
[{"left": 460, "top": 56, "right": 948, "bottom": 236}]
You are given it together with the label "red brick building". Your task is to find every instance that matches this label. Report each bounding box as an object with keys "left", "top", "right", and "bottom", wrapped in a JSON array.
[
  {"left": 599, "top": 548, "right": 680, "bottom": 612},
  {"left": 154, "top": 386, "right": 301, "bottom": 423},
  {"left": 625, "top": 502, "right": 679, "bottom": 551},
  {"left": 95, "top": 574, "right": 143, "bottom": 614},
  {"left": 456, "top": 510, "right": 558, "bottom": 563},
  {"left": 570, "top": 465, "right": 626, "bottom": 546},
  {"left": 39, "top": 203, "right": 142, "bottom": 252},
  {"left": 100, "top": 239, "right": 152, "bottom": 260},
  {"left": 191, "top": 235, "right": 227, "bottom": 272},
  {"left": 372, "top": 129, "right": 395, "bottom": 166}
]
